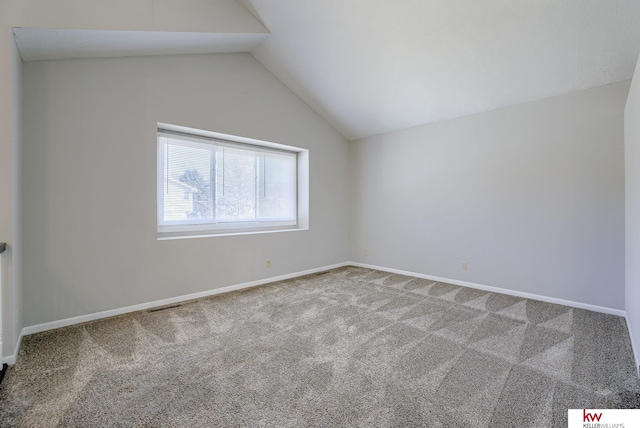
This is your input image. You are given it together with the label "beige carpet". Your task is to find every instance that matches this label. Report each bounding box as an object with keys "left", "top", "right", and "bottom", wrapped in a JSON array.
[{"left": 0, "top": 266, "right": 638, "bottom": 427}]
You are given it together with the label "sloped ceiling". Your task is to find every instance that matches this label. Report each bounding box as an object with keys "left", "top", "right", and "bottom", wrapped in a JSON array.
[
  {"left": 243, "top": 1, "right": 640, "bottom": 140},
  {"left": 11, "top": 1, "right": 640, "bottom": 141},
  {"left": 13, "top": 28, "right": 268, "bottom": 61},
  {"left": 12, "top": 0, "right": 269, "bottom": 61}
]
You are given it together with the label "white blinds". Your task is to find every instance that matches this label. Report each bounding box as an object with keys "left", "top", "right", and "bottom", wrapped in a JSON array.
[{"left": 159, "top": 133, "right": 297, "bottom": 227}]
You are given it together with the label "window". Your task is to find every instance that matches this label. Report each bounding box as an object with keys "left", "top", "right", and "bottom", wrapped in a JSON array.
[{"left": 157, "top": 124, "right": 307, "bottom": 238}]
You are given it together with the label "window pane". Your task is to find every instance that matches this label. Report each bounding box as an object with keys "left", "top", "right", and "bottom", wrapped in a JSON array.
[
  {"left": 163, "top": 138, "right": 212, "bottom": 222},
  {"left": 258, "top": 152, "right": 296, "bottom": 221},
  {"left": 158, "top": 125, "right": 301, "bottom": 236},
  {"left": 216, "top": 147, "right": 256, "bottom": 222}
]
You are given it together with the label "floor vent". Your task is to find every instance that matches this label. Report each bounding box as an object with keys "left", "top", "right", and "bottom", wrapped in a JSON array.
[{"left": 148, "top": 304, "right": 182, "bottom": 313}]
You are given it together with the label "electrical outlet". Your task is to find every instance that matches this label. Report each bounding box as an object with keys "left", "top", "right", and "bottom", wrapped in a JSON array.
[
  {"left": 266, "top": 259, "right": 271, "bottom": 268},
  {"left": 364, "top": 249, "right": 369, "bottom": 257},
  {"left": 461, "top": 262, "right": 468, "bottom": 271}
]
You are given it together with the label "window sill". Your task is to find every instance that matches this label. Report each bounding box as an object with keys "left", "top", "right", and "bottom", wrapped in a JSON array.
[{"left": 157, "top": 226, "right": 308, "bottom": 240}]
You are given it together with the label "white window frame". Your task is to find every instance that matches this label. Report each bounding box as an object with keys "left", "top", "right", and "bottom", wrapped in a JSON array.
[{"left": 157, "top": 123, "right": 309, "bottom": 239}]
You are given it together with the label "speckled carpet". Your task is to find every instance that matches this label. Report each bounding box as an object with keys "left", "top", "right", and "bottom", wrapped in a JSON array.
[{"left": 0, "top": 266, "right": 639, "bottom": 427}]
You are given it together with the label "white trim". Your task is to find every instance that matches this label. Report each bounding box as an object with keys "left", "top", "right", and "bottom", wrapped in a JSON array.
[
  {"left": 158, "top": 225, "right": 308, "bottom": 240},
  {"left": 627, "top": 320, "right": 640, "bottom": 377},
  {"left": 7, "top": 261, "right": 635, "bottom": 372},
  {"left": 1, "top": 330, "right": 23, "bottom": 366},
  {"left": 349, "top": 262, "right": 627, "bottom": 317},
  {"left": 158, "top": 221, "right": 299, "bottom": 238},
  {"left": 157, "top": 123, "right": 307, "bottom": 240},
  {"left": 158, "top": 122, "right": 305, "bottom": 153},
  {"left": 21, "top": 262, "right": 350, "bottom": 337}
]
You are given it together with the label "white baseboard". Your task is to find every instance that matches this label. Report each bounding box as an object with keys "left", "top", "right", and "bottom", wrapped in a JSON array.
[
  {"left": 1, "top": 331, "right": 23, "bottom": 366},
  {"left": 349, "top": 262, "right": 639, "bottom": 375},
  {"left": 21, "top": 262, "right": 350, "bottom": 338},
  {"left": 349, "top": 261, "right": 627, "bottom": 317},
  {"left": 5, "top": 260, "right": 635, "bottom": 373},
  {"left": 627, "top": 321, "right": 640, "bottom": 377}
]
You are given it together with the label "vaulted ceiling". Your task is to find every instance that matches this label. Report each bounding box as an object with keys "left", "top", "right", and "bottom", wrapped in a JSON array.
[
  {"left": 12, "top": 1, "right": 640, "bottom": 142},
  {"left": 242, "top": 0, "right": 640, "bottom": 140}
]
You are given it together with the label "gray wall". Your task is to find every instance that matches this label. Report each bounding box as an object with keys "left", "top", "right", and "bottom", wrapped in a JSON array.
[
  {"left": 625, "top": 56, "right": 640, "bottom": 370},
  {"left": 1, "top": 36, "right": 23, "bottom": 360},
  {"left": 350, "top": 82, "right": 628, "bottom": 310},
  {"left": 0, "top": 0, "right": 270, "bottom": 362},
  {"left": 21, "top": 53, "right": 349, "bottom": 327},
  {"left": 11, "top": 35, "right": 23, "bottom": 356}
]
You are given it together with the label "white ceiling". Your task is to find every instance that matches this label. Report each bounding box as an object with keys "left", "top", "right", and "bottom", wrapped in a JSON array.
[
  {"left": 12, "top": 2, "right": 640, "bottom": 141},
  {"left": 243, "top": 0, "right": 640, "bottom": 140},
  {"left": 13, "top": 28, "right": 268, "bottom": 61}
]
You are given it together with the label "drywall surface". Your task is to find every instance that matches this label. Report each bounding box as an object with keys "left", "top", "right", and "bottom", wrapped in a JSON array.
[
  {"left": 21, "top": 53, "right": 349, "bottom": 326},
  {"left": 0, "top": 18, "right": 14, "bottom": 361},
  {"left": 9, "top": 35, "right": 22, "bottom": 358},
  {"left": 0, "top": 0, "right": 269, "bottom": 360},
  {"left": 0, "top": 33, "right": 23, "bottom": 360},
  {"left": 350, "top": 82, "right": 628, "bottom": 310},
  {"left": 248, "top": 1, "right": 640, "bottom": 140},
  {"left": 625, "top": 55, "right": 640, "bottom": 370}
]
